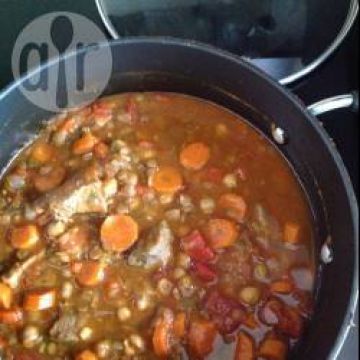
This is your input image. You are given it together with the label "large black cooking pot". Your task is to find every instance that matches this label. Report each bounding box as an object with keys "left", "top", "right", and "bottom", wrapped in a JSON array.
[{"left": 0, "top": 39, "right": 358, "bottom": 359}]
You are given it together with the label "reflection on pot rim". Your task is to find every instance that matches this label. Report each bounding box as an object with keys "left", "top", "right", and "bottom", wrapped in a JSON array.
[{"left": 94, "top": 0, "right": 359, "bottom": 85}]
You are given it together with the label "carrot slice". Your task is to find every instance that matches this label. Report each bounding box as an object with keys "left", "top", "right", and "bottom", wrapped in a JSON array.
[
  {"left": 0, "top": 283, "right": 13, "bottom": 309},
  {"left": 180, "top": 142, "right": 211, "bottom": 170},
  {"left": 31, "top": 142, "right": 57, "bottom": 164},
  {"left": 74, "top": 261, "right": 106, "bottom": 287},
  {"left": 205, "top": 219, "right": 239, "bottom": 249},
  {"left": 259, "top": 337, "right": 287, "bottom": 360},
  {"left": 72, "top": 133, "right": 99, "bottom": 155},
  {"left": 234, "top": 331, "right": 256, "bottom": 360},
  {"left": 152, "top": 167, "right": 183, "bottom": 193},
  {"left": 270, "top": 280, "right": 294, "bottom": 295},
  {"left": 94, "top": 142, "right": 110, "bottom": 159},
  {"left": 153, "top": 309, "right": 174, "bottom": 357},
  {"left": 174, "top": 313, "right": 187, "bottom": 339},
  {"left": 101, "top": 215, "right": 139, "bottom": 253},
  {"left": 283, "top": 222, "right": 300, "bottom": 245},
  {"left": 0, "top": 307, "right": 23, "bottom": 326},
  {"left": 33, "top": 165, "right": 66, "bottom": 193},
  {"left": 23, "top": 288, "right": 57, "bottom": 311},
  {"left": 75, "top": 350, "right": 98, "bottom": 360},
  {"left": 188, "top": 318, "right": 217, "bottom": 358},
  {"left": 218, "top": 193, "right": 247, "bottom": 222},
  {"left": 10, "top": 224, "right": 40, "bottom": 250}
]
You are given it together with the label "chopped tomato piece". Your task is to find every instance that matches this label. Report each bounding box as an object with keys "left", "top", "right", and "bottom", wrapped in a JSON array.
[
  {"left": 204, "top": 290, "right": 246, "bottom": 334},
  {"left": 23, "top": 288, "right": 57, "bottom": 311},
  {"left": 181, "top": 230, "right": 215, "bottom": 262},
  {"left": 192, "top": 262, "right": 217, "bottom": 282},
  {"left": 234, "top": 331, "right": 255, "bottom": 360},
  {"left": 203, "top": 167, "right": 224, "bottom": 183}
]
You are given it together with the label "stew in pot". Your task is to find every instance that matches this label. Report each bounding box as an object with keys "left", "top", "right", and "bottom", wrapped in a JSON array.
[{"left": 0, "top": 93, "right": 315, "bottom": 359}]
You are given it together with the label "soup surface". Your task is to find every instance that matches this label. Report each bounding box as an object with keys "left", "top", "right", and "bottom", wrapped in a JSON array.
[{"left": 0, "top": 93, "right": 315, "bottom": 360}]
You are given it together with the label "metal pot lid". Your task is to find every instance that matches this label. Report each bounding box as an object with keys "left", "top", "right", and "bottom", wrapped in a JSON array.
[{"left": 96, "top": 0, "right": 358, "bottom": 85}]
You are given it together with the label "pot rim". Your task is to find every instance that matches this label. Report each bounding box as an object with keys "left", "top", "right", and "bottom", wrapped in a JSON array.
[
  {"left": 0, "top": 37, "right": 358, "bottom": 359},
  {"left": 94, "top": 0, "right": 359, "bottom": 85}
]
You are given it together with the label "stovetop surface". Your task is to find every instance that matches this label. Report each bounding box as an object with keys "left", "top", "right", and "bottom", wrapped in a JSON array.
[{"left": 0, "top": 1, "right": 358, "bottom": 358}]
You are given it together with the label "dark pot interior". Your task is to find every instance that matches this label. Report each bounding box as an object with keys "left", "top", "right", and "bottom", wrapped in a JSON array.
[{"left": 0, "top": 39, "right": 358, "bottom": 359}]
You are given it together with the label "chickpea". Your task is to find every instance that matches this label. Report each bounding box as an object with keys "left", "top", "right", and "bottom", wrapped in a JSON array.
[
  {"left": 117, "top": 307, "right": 131, "bottom": 321},
  {"left": 130, "top": 334, "right": 145, "bottom": 352},
  {"left": 23, "top": 325, "right": 40, "bottom": 347},
  {"left": 177, "top": 253, "right": 191, "bottom": 270},
  {"left": 96, "top": 339, "right": 112, "bottom": 358},
  {"left": 157, "top": 278, "right": 174, "bottom": 297},
  {"left": 200, "top": 198, "right": 216, "bottom": 214},
  {"left": 173, "top": 268, "right": 186, "bottom": 280},
  {"left": 223, "top": 173, "right": 238, "bottom": 188},
  {"left": 47, "top": 343, "right": 57, "bottom": 355},
  {"left": 61, "top": 281, "right": 74, "bottom": 299},
  {"left": 124, "top": 339, "right": 136, "bottom": 356},
  {"left": 178, "top": 276, "right": 196, "bottom": 298},
  {"left": 79, "top": 327, "right": 93, "bottom": 341},
  {"left": 239, "top": 287, "right": 261, "bottom": 305}
]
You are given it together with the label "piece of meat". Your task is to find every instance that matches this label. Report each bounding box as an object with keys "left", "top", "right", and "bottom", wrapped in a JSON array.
[
  {"left": 32, "top": 162, "right": 103, "bottom": 214},
  {"left": 50, "top": 310, "right": 85, "bottom": 342},
  {"left": 216, "top": 245, "right": 252, "bottom": 296},
  {"left": 2, "top": 250, "right": 46, "bottom": 289},
  {"left": 32, "top": 162, "right": 118, "bottom": 224},
  {"left": 50, "top": 180, "right": 117, "bottom": 222},
  {"left": 128, "top": 221, "right": 174, "bottom": 270},
  {"left": 58, "top": 225, "right": 91, "bottom": 257},
  {"left": 204, "top": 290, "right": 246, "bottom": 334},
  {"left": 259, "top": 298, "right": 304, "bottom": 338}
]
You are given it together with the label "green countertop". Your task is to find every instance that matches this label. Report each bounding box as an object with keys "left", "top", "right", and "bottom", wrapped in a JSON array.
[{"left": 0, "top": 0, "right": 106, "bottom": 90}]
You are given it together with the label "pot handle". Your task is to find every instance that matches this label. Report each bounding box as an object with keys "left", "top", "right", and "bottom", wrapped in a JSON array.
[{"left": 307, "top": 91, "right": 359, "bottom": 117}]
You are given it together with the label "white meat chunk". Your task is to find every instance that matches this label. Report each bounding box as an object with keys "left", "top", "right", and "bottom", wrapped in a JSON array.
[
  {"left": 128, "top": 221, "right": 174, "bottom": 270},
  {"left": 50, "top": 180, "right": 117, "bottom": 222}
]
